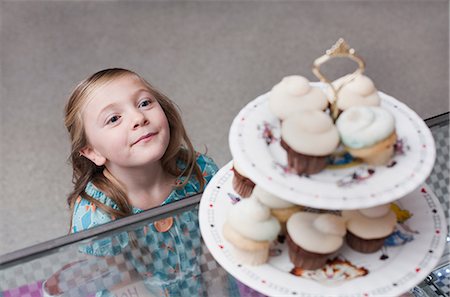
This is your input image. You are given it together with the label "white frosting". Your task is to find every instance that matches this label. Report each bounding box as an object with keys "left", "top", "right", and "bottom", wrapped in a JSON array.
[
  {"left": 287, "top": 212, "right": 346, "bottom": 254},
  {"left": 332, "top": 74, "right": 381, "bottom": 110},
  {"left": 359, "top": 204, "right": 391, "bottom": 218},
  {"left": 252, "top": 185, "right": 296, "bottom": 209},
  {"left": 342, "top": 209, "right": 397, "bottom": 239},
  {"left": 312, "top": 214, "right": 347, "bottom": 236},
  {"left": 281, "top": 110, "right": 340, "bottom": 156},
  {"left": 233, "top": 161, "right": 249, "bottom": 178},
  {"left": 269, "top": 75, "right": 329, "bottom": 120},
  {"left": 227, "top": 198, "right": 281, "bottom": 241},
  {"left": 336, "top": 106, "right": 395, "bottom": 149}
]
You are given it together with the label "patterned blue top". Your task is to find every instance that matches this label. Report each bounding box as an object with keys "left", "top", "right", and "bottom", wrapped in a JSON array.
[{"left": 71, "top": 154, "right": 219, "bottom": 296}]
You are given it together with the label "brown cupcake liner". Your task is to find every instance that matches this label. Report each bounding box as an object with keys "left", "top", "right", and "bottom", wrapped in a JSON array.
[
  {"left": 280, "top": 138, "right": 329, "bottom": 175},
  {"left": 346, "top": 231, "right": 387, "bottom": 253},
  {"left": 286, "top": 233, "right": 331, "bottom": 270},
  {"left": 232, "top": 167, "right": 255, "bottom": 198}
]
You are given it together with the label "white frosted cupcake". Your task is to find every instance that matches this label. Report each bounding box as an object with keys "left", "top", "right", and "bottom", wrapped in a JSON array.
[
  {"left": 332, "top": 74, "right": 381, "bottom": 112},
  {"left": 268, "top": 75, "right": 329, "bottom": 121},
  {"left": 286, "top": 212, "right": 346, "bottom": 270},
  {"left": 336, "top": 106, "right": 397, "bottom": 166},
  {"left": 342, "top": 204, "right": 397, "bottom": 253},
  {"left": 223, "top": 197, "right": 281, "bottom": 265},
  {"left": 281, "top": 110, "right": 340, "bottom": 175},
  {"left": 252, "top": 185, "right": 303, "bottom": 234}
]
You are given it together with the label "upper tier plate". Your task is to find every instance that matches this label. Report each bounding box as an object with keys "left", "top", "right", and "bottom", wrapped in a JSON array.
[{"left": 229, "top": 83, "right": 436, "bottom": 209}]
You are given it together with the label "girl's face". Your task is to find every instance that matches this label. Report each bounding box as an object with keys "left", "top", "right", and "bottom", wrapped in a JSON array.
[{"left": 80, "top": 74, "right": 170, "bottom": 169}]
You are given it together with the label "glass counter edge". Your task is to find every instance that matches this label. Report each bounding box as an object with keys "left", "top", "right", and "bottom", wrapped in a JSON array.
[
  {"left": 424, "top": 111, "right": 449, "bottom": 128},
  {"left": 0, "top": 192, "right": 203, "bottom": 269}
]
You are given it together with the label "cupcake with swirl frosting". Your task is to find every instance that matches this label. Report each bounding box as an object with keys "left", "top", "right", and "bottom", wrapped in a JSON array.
[
  {"left": 223, "top": 197, "right": 281, "bottom": 265},
  {"left": 286, "top": 212, "right": 346, "bottom": 270},
  {"left": 268, "top": 75, "right": 329, "bottom": 121},
  {"left": 342, "top": 204, "right": 397, "bottom": 253},
  {"left": 280, "top": 110, "right": 340, "bottom": 175},
  {"left": 252, "top": 185, "right": 303, "bottom": 234},
  {"left": 332, "top": 74, "right": 381, "bottom": 113},
  {"left": 336, "top": 106, "right": 397, "bottom": 165}
]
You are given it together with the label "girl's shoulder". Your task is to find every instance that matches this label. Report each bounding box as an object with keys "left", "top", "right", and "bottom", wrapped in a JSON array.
[
  {"left": 169, "top": 153, "right": 218, "bottom": 201},
  {"left": 175, "top": 153, "right": 219, "bottom": 181},
  {"left": 70, "top": 182, "right": 117, "bottom": 233},
  {"left": 195, "top": 153, "right": 219, "bottom": 176}
]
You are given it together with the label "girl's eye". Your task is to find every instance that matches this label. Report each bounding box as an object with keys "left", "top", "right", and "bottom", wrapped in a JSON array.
[
  {"left": 138, "top": 98, "right": 152, "bottom": 108},
  {"left": 107, "top": 115, "right": 120, "bottom": 125}
]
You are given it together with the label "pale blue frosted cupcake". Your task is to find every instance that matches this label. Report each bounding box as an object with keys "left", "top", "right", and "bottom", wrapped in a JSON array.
[{"left": 336, "top": 106, "right": 397, "bottom": 165}]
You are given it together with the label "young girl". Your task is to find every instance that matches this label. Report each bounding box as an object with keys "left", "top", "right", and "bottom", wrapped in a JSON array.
[{"left": 64, "top": 68, "right": 227, "bottom": 296}]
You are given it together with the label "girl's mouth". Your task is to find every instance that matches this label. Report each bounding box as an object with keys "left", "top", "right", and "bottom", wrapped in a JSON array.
[{"left": 133, "top": 132, "right": 157, "bottom": 145}]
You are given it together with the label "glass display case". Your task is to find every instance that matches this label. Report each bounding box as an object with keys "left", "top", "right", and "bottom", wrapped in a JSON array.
[{"left": 1, "top": 112, "right": 448, "bottom": 297}]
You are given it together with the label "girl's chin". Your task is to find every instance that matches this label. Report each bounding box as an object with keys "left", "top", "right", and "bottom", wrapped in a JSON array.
[
  {"left": 135, "top": 153, "right": 167, "bottom": 166},
  {"left": 107, "top": 156, "right": 164, "bottom": 169}
]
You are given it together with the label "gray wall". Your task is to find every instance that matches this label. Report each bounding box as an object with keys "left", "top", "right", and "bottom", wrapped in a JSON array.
[{"left": 1, "top": 0, "right": 448, "bottom": 255}]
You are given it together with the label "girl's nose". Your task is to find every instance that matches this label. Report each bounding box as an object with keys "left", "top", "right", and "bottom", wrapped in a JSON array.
[{"left": 132, "top": 110, "right": 149, "bottom": 129}]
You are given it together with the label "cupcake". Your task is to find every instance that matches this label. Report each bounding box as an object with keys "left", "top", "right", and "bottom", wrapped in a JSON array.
[
  {"left": 286, "top": 212, "right": 346, "bottom": 270},
  {"left": 336, "top": 106, "right": 397, "bottom": 166},
  {"left": 223, "top": 197, "right": 281, "bottom": 265},
  {"left": 268, "top": 75, "right": 329, "bottom": 122},
  {"left": 280, "top": 110, "right": 340, "bottom": 175},
  {"left": 252, "top": 185, "right": 302, "bottom": 234},
  {"left": 232, "top": 161, "right": 255, "bottom": 198},
  {"left": 342, "top": 204, "right": 397, "bottom": 253},
  {"left": 332, "top": 74, "right": 381, "bottom": 113}
]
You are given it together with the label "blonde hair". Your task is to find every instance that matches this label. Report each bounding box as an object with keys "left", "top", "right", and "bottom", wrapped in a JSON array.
[{"left": 65, "top": 68, "right": 204, "bottom": 232}]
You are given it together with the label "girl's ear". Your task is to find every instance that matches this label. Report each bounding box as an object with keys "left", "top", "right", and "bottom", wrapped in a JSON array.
[{"left": 79, "top": 146, "right": 106, "bottom": 166}]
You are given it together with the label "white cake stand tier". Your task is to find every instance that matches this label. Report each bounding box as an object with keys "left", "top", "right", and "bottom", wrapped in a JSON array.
[
  {"left": 229, "top": 84, "right": 436, "bottom": 210},
  {"left": 199, "top": 162, "right": 447, "bottom": 297}
]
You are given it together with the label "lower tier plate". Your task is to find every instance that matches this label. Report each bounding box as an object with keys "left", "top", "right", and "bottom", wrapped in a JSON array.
[{"left": 199, "top": 161, "right": 447, "bottom": 297}]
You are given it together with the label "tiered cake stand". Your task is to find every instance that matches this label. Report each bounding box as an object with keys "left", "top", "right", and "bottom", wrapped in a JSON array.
[{"left": 199, "top": 40, "right": 447, "bottom": 296}]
